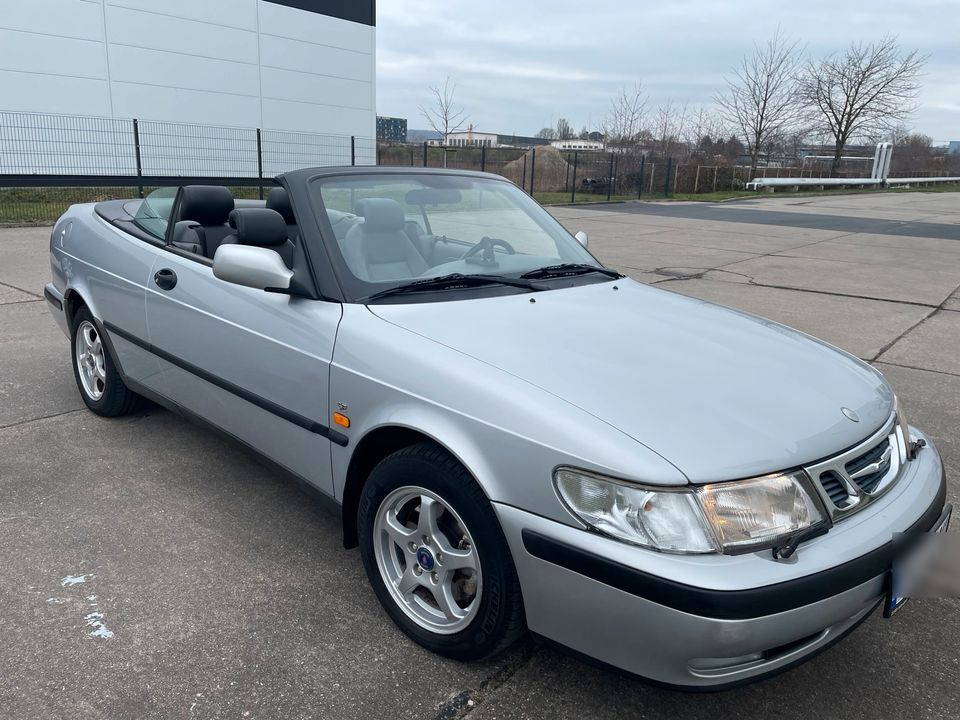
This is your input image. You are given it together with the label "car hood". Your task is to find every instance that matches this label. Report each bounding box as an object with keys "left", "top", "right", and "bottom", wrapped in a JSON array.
[{"left": 368, "top": 280, "right": 893, "bottom": 483}]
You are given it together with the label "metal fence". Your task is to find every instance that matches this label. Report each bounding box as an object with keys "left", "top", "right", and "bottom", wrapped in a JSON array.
[
  {"left": 0, "top": 111, "right": 374, "bottom": 224},
  {"left": 3, "top": 110, "right": 955, "bottom": 226}
]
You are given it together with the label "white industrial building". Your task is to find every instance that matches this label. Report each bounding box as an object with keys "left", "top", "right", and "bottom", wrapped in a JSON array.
[{"left": 0, "top": 0, "right": 376, "bottom": 138}]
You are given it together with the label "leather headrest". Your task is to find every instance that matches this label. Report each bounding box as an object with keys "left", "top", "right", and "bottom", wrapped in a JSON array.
[
  {"left": 178, "top": 185, "right": 234, "bottom": 226},
  {"left": 356, "top": 198, "right": 405, "bottom": 232},
  {"left": 266, "top": 187, "right": 295, "bottom": 224},
  {"left": 227, "top": 208, "right": 288, "bottom": 247}
]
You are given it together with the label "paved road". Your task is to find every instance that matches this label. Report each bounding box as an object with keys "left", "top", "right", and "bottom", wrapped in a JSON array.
[{"left": 1, "top": 191, "right": 958, "bottom": 719}]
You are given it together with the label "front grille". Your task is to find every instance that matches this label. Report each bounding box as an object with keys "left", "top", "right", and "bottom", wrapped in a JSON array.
[
  {"left": 805, "top": 412, "right": 902, "bottom": 521},
  {"left": 818, "top": 471, "right": 850, "bottom": 506},
  {"left": 845, "top": 437, "right": 892, "bottom": 494}
]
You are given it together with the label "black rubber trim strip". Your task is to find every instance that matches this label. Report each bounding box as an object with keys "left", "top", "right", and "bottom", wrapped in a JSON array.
[
  {"left": 103, "top": 320, "right": 348, "bottom": 447},
  {"left": 43, "top": 286, "right": 63, "bottom": 310},
  {"left": 522, "top": 471, "right": 946, "bottom": 620}
]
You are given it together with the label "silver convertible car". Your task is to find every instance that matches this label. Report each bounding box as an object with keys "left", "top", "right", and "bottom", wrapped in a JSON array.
[{"left": 45, "top": 167, "right": 949, "bottom": 689}]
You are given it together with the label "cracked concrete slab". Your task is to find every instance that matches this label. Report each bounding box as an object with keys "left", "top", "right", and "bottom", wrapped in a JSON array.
[
  {"left": 0, "top": 283, "right": 39, "bottom": 305},
  {"left": 590, "top": 239, "right": 756, "bottom": 273},
  {"left": 876, "top": 310, "right": 960, "bottom": 376},
  {"left": 654, "top": 278, "right": 932, "bottom": 360},
  {"left": 0, "top": 226, "right": 51, "bottom": 296},
  {"left": 0, "top": 300, "right": 83, "bottom": 427},
  {"left": 716, "top": 254, "right": 958, "bottom": 306}
]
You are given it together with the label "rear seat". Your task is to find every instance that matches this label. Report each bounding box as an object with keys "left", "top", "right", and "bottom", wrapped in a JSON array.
[{"left": 266, "top": 187, "right": 298, "bottom": 240}]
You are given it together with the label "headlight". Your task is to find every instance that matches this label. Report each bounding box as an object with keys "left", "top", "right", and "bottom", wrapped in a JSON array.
[
  {"left": 554, "top": 469, "right": 717, "bottom": 553},
  {"left": 554, "top": 467, "right": 826, "bottom": 555}
]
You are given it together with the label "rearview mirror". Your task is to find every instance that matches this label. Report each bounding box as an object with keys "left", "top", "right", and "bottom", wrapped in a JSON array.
[
  {"left": 213, "top": 244, "right": 293, "bottom": 291},
  {"left": 575, "top": 231, "right": 589, "bottom": 248}
]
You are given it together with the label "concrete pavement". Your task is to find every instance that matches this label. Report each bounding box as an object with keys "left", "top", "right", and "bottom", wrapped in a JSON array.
[{"left": 1, "top": 192, "right": 958, "bottom": 719}]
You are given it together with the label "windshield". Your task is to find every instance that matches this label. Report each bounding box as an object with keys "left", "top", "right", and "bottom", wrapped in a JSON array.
[{"left": 309, "top": 173, "right": 600, "bottom": 301}]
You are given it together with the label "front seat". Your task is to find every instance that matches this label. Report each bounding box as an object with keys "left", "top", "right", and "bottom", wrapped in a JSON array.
[
  {"left": 342, "top": 198, "right": 428, "bottom": 281},
  {"left": 175, "top": 185, "right": 235, "bottom": 258},
  {"left": 219, "top": 208, "right": 295, "bottom": 268}
]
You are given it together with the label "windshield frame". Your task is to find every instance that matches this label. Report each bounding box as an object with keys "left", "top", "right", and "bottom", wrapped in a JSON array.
[{"left": 305, "top": 169, "right": 607, "bottom": 304}]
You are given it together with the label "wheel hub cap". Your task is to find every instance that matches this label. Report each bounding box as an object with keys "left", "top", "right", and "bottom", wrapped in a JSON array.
[{"left": 416, "top": 546, "right": 435, "bottom": 572}]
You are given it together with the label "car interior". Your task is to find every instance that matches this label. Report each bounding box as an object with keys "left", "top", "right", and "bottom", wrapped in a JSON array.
[{"left": 110, "top": 184, "right": 516, "bottom": 282}]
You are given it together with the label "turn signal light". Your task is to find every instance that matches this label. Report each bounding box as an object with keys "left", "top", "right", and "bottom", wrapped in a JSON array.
[{"left": 333, "top": 412, "right": 351, "bottom": 428}]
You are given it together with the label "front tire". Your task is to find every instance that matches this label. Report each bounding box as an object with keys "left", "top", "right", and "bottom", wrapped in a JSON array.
[
  {"left": 71, "top": 308, "right": 143, "bottom": 417},
  {"left": 358, "top": 442, "right": 526, "bottom": 661}
]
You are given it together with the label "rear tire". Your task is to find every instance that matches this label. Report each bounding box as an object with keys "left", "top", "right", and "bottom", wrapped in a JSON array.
[
  {"left": 71, "top": 307, "right": 143, "bottom": 417},
  {"left": 358, "top": 442, "right": 526, "bottom": 661}
]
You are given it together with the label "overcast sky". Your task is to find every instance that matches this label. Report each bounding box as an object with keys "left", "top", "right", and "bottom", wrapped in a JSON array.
[{"left": 376, "top": 0, "right": 960, "bottom": 143}]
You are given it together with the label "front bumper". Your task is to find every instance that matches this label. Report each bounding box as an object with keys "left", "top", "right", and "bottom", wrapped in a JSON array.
[
  {"left": 494, "top": 430, "right": 947, "bottom": 689},
  {"left": 45, "top": 282, "right": 69, "bottom": 337}
]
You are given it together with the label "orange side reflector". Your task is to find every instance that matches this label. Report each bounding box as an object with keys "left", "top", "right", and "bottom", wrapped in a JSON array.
[{"left": 333, "top": 412, "right": 351, "bottom": 428}]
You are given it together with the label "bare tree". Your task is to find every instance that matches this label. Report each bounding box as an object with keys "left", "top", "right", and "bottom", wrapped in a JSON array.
[
  {"left": 535, "top": 127, "right": 555, "bottom": 139},
  {"left": 419, "top": 77, "right": 469, "bottom": 142},
  {"left": 603, "top": 83, "right": 647, "bottom": 151},
  {"left": 653, "top": 100, "right": 688, "bottom": 157},
  {"left": 555, "top": 118, "right": 574, "bottom": 140},
  {"left": 716, "top": 29, "right": 804, "bottom": 179},
  {"left": 798, "top": 36, "right": 925, "bottom": 174}
]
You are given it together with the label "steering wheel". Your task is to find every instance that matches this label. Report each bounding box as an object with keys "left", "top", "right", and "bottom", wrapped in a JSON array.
[{"left": 461, "top": 236, "right": 516, "bottom": 261}]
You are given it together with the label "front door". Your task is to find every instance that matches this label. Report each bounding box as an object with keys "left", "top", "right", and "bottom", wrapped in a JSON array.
[{"left": 145, "top": 250, "right": 342, "bottom": 496}]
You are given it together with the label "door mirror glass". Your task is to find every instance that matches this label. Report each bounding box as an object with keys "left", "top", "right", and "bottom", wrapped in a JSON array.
[
  {"left": 575, "top": 231, "right": 589, "bottom": 248},
  {"left": 212, "top": 244, "right": 293, "bottom": 291}
]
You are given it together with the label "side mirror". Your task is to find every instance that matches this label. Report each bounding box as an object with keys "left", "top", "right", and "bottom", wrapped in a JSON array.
[
  {"left": 213, "top": 244, "right": 293, "bottom": 291},
  {"left": 574, "top": 231, "right": 589, "bottom": 248}
]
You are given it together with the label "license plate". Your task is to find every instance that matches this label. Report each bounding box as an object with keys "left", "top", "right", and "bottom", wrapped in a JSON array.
[{"left": 885, "top": 505, "right": 952, "bottom": 618}]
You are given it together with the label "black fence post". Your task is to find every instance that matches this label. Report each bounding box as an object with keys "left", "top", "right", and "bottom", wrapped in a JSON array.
[
  {"left": 613, "top": 154, "right": 619, "bottom": 196},
  {"left": 530, "top": 147, "right": 537, "bottom": 197},
  {"left": 521, "top": 154, "right": 527, "bottom": 193},
  {"left": 638, "top": 156, "right": 645, "bottom": 198},
  {"left": 664, "top": 157, "right": 672, "bottom": 197},
  {"left": 376, "top": 144, "right": 381, "bottom": 165},
  {"left": 480, "top": 145, "right": 486, "bottom": 172},
  {"left": 571, "top": 152, "right": 579, "bottom": 203},
  {"left": 606, "top": 152, "right": 614, "bottom": 201},
  {"left": 350, "top": 135, "right": 356, "bottom": 166},
  {"left": 132, "top": 118, "right": 143, "bottom": 198},
  {"left": 422, "top": 141, "right": 428, "bottom": 167},
  {"left": 256, "top": 128, "right": 264, "bottom": 200}
]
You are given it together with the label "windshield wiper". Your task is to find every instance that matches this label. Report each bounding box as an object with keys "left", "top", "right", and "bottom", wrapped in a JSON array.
[
  {"left": 520, "top": 263, "right": 623, "bottom": 280},
  {"left": 365, "top": 273, "right": 545, "bottom": 302}
]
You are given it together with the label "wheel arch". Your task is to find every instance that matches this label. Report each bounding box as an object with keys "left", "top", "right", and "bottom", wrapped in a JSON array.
[
  {"left": 340, "top": 423, "right": 492, "bottom": 549},
  {"left": 63, "top": 287, "right": 93, "bottom": 329}
]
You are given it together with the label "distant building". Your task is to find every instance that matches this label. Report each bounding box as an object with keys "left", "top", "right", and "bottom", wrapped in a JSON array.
[
  {"left": 377, "top": 116, "right": 408, "bottom": 143},
  {"left": 948, "top": 141, "right": 960, "bottom": 155},
  {"left": 406, "top": 128, "right": 442, "bottom": 144},
  {"left": 551, "top": 139, "right": 604, "bottom": 151},
  {"left": 439, "top": 130, "right": 552, "bottom": 148}
]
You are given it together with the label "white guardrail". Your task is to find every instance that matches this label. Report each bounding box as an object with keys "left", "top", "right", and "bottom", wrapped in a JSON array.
[
  {"left": 746, "top": 142, "right": 960, "bottom": 192},
  {"left": 746, "top": 176, "right": 960, "bottom": 191}
]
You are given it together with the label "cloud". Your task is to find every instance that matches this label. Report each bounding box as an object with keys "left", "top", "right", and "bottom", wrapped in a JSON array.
[{"left": 376, "top": 0, "right": 960, "bottom": 141}]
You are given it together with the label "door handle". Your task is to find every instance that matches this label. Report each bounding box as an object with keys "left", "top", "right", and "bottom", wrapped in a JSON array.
[{"left": 153, "top": 268, "right": 178, "bottom": 291}]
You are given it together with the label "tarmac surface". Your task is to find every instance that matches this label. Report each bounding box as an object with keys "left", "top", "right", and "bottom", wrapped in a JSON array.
[{"left": 1, "top": 191, "right": 958, "bottom": 719}]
